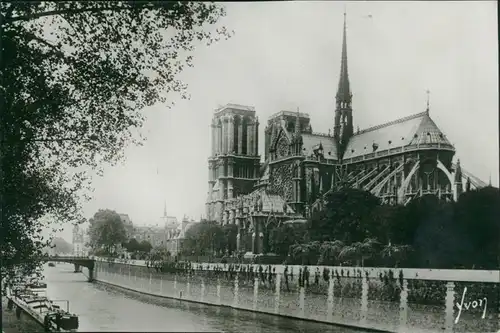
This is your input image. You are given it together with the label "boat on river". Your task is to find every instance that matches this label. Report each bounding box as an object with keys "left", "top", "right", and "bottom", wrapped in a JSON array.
[{"left": 6, "top": 281, "right": 79, "bottom": 332}]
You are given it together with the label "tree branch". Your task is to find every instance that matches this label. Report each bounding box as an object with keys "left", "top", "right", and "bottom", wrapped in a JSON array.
[
  {"left": 25, "top": 33, "right": 63, "bottom": 55},
  {"left": 5, "top": 4, "right": 167, "bottom": 24}
]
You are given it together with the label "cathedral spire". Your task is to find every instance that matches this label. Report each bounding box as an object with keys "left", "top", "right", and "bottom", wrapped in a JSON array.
[
  {"left": 334, "top": 10, "right": 354, "bottom": 153},
  {"left": 336, "top": 10, "right": 351, "bottom": 104},
  {"left": 426, "top": 90, "right": 430, "bottom": 113}
]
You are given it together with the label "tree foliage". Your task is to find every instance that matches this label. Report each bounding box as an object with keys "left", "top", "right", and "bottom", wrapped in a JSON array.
[
  {"left": 308, "top": 188, "right": 381, "bottom": 243},
  {"left": 139, "top": 240, "right": 152, "bottom": 254},
  {"left": 50, "top": 236, "right": 73, "bottom": 255},
  {"left": 87, "top": 209, "right": 126, "bottom": 253},
  {"left": 271, "top": 186, "right": 499, "bottom": 269},
  {"left": 123, "top": 238, "right": 140, "bottom": 252},
  {"left": 182, "top": 220, "right": 225, "bottom": 257},
  {"left": 0, "top": 1, "right": 230, "bottom": 274},
  {"left": 453, "top": 187, "right": 500, "bottom": 269},
  {"left": 268, "top": 222, "right": 307, "bottom": 257}
]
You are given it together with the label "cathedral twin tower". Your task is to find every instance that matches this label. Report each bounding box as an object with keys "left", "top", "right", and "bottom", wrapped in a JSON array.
[
  {"left": 208, "top": 105, "right": 260, "bottom": 207},
  {"left": 206, "top": 13, "right": 484, "bottom": 223}
]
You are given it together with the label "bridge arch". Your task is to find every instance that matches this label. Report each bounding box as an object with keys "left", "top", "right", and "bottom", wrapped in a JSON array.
[{"left": 44, "top": 256, "right": 95, "bottom": 282}]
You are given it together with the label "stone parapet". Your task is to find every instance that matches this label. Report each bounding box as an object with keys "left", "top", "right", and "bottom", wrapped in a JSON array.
[{"left": 93, "top": 259, "right": 500, "bottom": 333}]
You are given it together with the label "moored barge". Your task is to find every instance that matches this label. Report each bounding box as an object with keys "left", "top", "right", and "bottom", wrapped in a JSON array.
[{"left": 6, "top": 281, "right": 79, "bottom": 332}]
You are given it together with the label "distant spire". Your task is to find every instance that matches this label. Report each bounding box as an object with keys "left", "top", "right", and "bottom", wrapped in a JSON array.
[
  {"left": 336, "top": 10, "right": 351, "bottom": 104},
  {"left": 426, "top": 90, "right": 430, "bottom": 113},
  {"left": 163, "top": 200, "right": 167, "bottom": 218},
  {"left": 489, "top": 173, "right": 492, "bottom": 186}
]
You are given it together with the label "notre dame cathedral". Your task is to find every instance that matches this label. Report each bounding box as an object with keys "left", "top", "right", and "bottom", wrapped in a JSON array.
[{"left": 205, "top": 14, "right": 486, "bottom": 234}]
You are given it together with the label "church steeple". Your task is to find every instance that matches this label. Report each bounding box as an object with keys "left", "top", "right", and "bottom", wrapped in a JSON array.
[
  {"left": 336, "top": 11, "right": 352, "bottom": 104},
  {"left": 334, "top": 11, "right": 354, "bottom": 155}
]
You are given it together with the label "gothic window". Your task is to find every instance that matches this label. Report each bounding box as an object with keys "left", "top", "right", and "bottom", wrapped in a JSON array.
[
  {"left": 270, "top": 163, "right": 293, "bottom": 201},
  {"left": 276, "top": 135, "right": 289, "bottom": 158}
]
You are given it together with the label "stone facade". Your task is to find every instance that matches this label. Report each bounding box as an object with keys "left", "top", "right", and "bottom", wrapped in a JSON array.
[
  {"left": 205, "top": 14, "right": 486, "bottom": 248},
  {"left": 72, "top": 224, "right": 87, "bottom": 256}
]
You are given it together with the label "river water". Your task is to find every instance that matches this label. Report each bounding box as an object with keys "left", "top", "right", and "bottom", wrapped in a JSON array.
[{"left": 43, "top": 263, "right": 364, "bottom": 332}]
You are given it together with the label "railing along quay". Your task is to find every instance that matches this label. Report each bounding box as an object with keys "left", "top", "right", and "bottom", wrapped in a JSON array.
[{"left": 92, "top": 257, "right": 500, "bottom": 333}]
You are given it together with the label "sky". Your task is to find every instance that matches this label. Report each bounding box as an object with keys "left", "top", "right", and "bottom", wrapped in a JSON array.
[{"left": 54, "top": 1, "right": 498, "bottom": 243}]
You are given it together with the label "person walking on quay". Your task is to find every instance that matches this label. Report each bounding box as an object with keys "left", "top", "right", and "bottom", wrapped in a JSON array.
[
  {"left": 263, "top": 266, "right": 268, "bottom": 287},
  {"left": 284, "top": 266, "right": 290, "bottom": 292},
  {"left": 267, "top": 265, "right": 273, "bottom": 287},
  {"left": 303, "top": 266, "right": 310, "bottom": 288}
]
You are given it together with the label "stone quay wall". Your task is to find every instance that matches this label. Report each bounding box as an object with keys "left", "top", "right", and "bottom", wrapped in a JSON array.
[{"left": 93, "top": 259, "right": 499, "bottom": 333}]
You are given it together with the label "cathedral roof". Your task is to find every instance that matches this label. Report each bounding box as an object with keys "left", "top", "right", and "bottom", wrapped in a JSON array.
[
  {"left": 343, "top": 111, "right": 453, "bottom": 160},
  {"left": 302, "top": 133, "right": 338, "bottom": 160}
]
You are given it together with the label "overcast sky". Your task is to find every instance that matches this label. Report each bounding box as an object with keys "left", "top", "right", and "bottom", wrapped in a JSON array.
[{"left": 56, "top": 1, "right": 498, "bottom": 242}]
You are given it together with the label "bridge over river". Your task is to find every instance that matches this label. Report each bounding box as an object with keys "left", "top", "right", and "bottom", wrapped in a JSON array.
[{"left": 42, "top": 262, "right": 362, "bottom": 332}]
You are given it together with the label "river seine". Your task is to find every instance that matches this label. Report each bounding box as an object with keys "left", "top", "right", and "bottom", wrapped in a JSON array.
[{"left": 43, "top": 263, "right": 363, "bottom": 332}]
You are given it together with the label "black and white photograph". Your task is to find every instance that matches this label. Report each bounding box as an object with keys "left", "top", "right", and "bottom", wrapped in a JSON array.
[{"left": 0, "top": 1, "right": 498, "bottom": 333}]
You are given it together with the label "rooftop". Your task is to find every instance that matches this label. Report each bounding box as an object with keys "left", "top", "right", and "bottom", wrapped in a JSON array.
[
  {"left": 301, "top": 133, "right": 338, "bottom": 160},
  {"left": 268, "top": 110, "right": 310, "bottom": 120},
  {"left": 343, "top": 110, "right": 454, "bottom": 159},
  {"left": 214, "top": 103, "right": 256, "bottom": 114}
]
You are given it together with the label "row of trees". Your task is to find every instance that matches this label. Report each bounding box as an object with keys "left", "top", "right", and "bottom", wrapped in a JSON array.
[
  {"left": 44, "top": 237, "right": 73, "bottom": 255},
  {"left": 182, "top": 221, "right": 237, "bottom": 258},
  {"left": 179, "top": 186, "right": 499, "bottom": 270},
  {"left": 1, "top": 2, "right": 230, "bottom": 276},
  {"left": 122, "top": 238, "right": 152, "bottom": 254},
  {"left": 87, "top": 209, "right": 153, "bottom": 258},
  {"left": 275, "top": 187, "right": 499, "bottom": 269}
]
